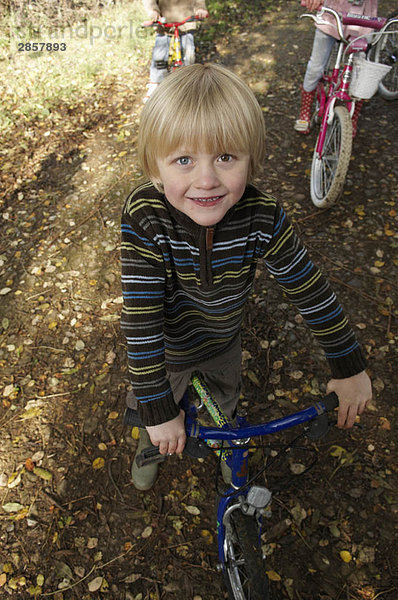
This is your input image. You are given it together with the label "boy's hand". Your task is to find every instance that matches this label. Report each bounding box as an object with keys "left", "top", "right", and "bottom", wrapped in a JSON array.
[
  {"left": 327, "top": 370, "right": 372, "bottom": 429},
  {"left": 195, "top": 8, "right": 209, "bottom": 19},
  {"left": 146, "top": 410, "right": 186, "bottom": 455},
  {"left": 300, "top": 0, "right": 323, "bottom": 10}
]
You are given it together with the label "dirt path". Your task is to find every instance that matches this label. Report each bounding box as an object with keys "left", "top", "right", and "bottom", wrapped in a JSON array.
[{"left": 0, "top": 1, "right": 397, "bottom": 598}]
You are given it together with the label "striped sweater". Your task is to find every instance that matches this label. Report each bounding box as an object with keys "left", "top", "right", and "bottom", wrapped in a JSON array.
[{"left": 121, "top": 182, "right": 366, "bottom": 426}]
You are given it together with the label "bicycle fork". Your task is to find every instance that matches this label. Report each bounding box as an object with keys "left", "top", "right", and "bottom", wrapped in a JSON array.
[
  {"left": 216, "top": 444, "right": 273, "bottom": 567},
  {"left": 315, "top": 52, "right": 355, "bottom": 158}
]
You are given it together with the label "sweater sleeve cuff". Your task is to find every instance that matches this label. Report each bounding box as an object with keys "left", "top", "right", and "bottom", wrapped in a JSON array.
[
  {"left": 138, "top": 392, "right": 180, "bottom": 427},
  {"left": 327, "top": 346, "right": 367, "bottom": 379}
]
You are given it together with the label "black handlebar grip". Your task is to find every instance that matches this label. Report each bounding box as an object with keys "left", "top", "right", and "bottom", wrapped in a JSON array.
[
  {"left": 136, "top": 438, "right": 212, "bottom": 467},
  {"left": 323, "top": 392, "right": 339, "bottom": 412}
]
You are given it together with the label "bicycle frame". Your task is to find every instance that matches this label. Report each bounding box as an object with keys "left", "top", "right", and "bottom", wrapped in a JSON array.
[{"left": 179, "top": 376, "right": 338, "bottom": 567}]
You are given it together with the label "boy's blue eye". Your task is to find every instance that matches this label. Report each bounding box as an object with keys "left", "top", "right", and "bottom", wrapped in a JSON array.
[{"left": 176, "top": 157, "right": 191, "bottom": 166}]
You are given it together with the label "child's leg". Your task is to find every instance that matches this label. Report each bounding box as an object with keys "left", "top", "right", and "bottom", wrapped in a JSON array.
[
  {"left": 351, "top": 99, "right": 363, "bottom": 138},
  {"left": 125, "top": 391, "right": 165, "bottom": 490},
  {"left": 149, "top": 33, "right": 170, "bottom": 82},
  {"left": 295, "top": 30, "right": 336, "bottom": 133},
  {"left": 182, "top": 32, "right": 195, "bottom": 66},
  {"left": 144, "top": 32, "right": 170, "bottom": 101},
  {"left": 303, "top": 28, "right": 336, "bottom": 92},
  {"left": 144, "top": 34, "right": 170, "bottom": 102},
  {"left": 126, "top": 339, "right": 241, "bottom": 489},
  {"left": 195, "top": 339, "right": 241, "bottom": 484},
  {"left": 169, "top": 337, "right": 242, "bottom": 420}
]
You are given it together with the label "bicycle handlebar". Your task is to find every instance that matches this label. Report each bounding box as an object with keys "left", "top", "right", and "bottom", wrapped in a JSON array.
[
  {"left": 127, "top": 392, "right": 339, "bottom": 466},
  {"left": 300, "top": 7, "right": 387, "bottom": 44},
  {"left": 142, "top": 15, "right": 205, "bottom": 28},
  {"left": 192, "top": 393, "right": 338, "bottom": 441}
]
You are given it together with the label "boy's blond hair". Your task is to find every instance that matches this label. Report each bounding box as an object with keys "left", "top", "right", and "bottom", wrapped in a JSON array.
[{"left": 138, "top": 63, "right": 266, "bottom": 184}]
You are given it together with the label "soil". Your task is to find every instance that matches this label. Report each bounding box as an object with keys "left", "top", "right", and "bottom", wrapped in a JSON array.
[{"left": 0, "top": 1, "right": 397, "bottom": 599}]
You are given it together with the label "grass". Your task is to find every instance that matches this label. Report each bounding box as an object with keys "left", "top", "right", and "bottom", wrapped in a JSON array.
[{"left": 0, "top": 0, "right": 153, "bottom": 133}]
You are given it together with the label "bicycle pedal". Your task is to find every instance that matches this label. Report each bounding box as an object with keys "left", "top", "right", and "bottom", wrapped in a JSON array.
[{"left": 136, "top": 446, "right": 164, "bottom": 467}]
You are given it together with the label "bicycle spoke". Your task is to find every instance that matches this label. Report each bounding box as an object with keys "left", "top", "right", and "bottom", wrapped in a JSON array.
[{"left": 223, "top": 513, "right": 270, "bottom": 600}]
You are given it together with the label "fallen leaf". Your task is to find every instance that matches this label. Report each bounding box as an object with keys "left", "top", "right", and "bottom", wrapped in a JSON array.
[
  {"left": 7, "top": 470, "right": 23, "bottom": 489},
  {"left": 200, "top": 529, "right": 213, "bottom": 544},
  {"left": 25, "top": 458, "right": 35, "bottom": 472},
  {"left": 3, "top": 384, "right": 16, "bottom": 398},
  {"left": 266, "top": 570, "right": 281, "bottom": 581},
  {"left": 247, "top": 370, "right": 260, "bottom": 386},
  {"left": 2, "top": 502, "right": 25, "bottom": 513},
  {"left": 289, "top": 370, "right": 303, "bottom": 380},
  {"left": 124, "top": 573, "right": 141, "bottom": 584},
  {"left": 185, "top": 505, "right": 200, "bottom": 515},
  {"left": 289, "top": 462, "right": 306, "bottom": 474},
  {"left": 19, "top": 407, "right": 43, "bottom": 420},
  {"left": 33, "top": 467, "right": 52, "bottom": 481},
  {"left": 131, "top": 427, "right": 140, "bottom": 440},
  {"left": 92, "top": 457, "right": 105, "bottom": 470},
  {"left": 141, "top": 526, "right": 153, "bottom": 538},
  {"left": 379, "top": 417, "right": 391, "bottom": 431},
  {"left": 340, "top": 550, "right": 352, "bottom": 563},
  {"left": 14, "top": 507, "right": 29, "bottom": 520},
  {"left": 88, "top": 576, "right": 103, "bottom": 592},
  {"left": 329, "top": 445, "right": 347, "bottom": 458}
]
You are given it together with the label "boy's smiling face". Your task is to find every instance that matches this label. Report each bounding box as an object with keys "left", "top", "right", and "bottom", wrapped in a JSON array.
[{"left": 155, "top": 149, "right": 250, "bottom": 227}]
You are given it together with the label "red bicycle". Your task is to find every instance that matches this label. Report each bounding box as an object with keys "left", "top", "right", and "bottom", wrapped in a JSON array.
[{"left": 143, "top": 15, "right": 205, "bottom": 71}]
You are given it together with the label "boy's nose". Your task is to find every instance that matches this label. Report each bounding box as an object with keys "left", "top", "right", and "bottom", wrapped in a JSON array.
[{"left": 194, "top": 164, "right": 220, "bottom": 190}]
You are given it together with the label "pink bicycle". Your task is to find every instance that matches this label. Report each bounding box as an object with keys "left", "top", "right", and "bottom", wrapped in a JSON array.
[{"left": 301, "top": 7, "right": 398, "bottom": 208}]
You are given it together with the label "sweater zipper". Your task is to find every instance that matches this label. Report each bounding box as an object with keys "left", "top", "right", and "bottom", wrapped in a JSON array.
[{"left": 205, "top": 227, "right": 214, "bottom": 286}]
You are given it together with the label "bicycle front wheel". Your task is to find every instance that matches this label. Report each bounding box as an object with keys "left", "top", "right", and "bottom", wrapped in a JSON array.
[
  {"left": 223, "top": 510, "right": 270, "bottom": 600},
  {"left": 375, "top": 17, "right": 398, "bottom": 100},
  {"left": 310, "top": 105, "right": 352, "bottom": 208}
]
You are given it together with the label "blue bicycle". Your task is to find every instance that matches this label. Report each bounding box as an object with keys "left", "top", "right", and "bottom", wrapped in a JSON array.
[{"left": 125, "top": 375, "right": 339, "bottom": 600}]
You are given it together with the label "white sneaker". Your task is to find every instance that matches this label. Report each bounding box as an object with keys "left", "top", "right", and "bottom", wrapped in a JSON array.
[
  {"left": 143, "top": 82, "right": 159, "bottom": 103},
  {"left": 294, "top": 118, "right": 310, "bottom": 134}
]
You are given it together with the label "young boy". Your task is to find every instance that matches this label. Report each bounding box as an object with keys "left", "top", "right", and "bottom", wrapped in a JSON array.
[
  {"left": 121, "top": 64, "right": 371, "bottom": 490},
  {"left": 143, "top": 0, "right": 208, "bottom": 102}
]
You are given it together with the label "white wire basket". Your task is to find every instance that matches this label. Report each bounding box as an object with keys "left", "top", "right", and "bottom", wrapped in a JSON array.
[{"left": 349, "top": 54, "right": 392, "bottom": 99}]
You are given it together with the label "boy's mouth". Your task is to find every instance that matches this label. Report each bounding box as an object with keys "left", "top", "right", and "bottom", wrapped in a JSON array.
[{"left": 189, "top": 195, "right": 224, "bottom": 206}]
